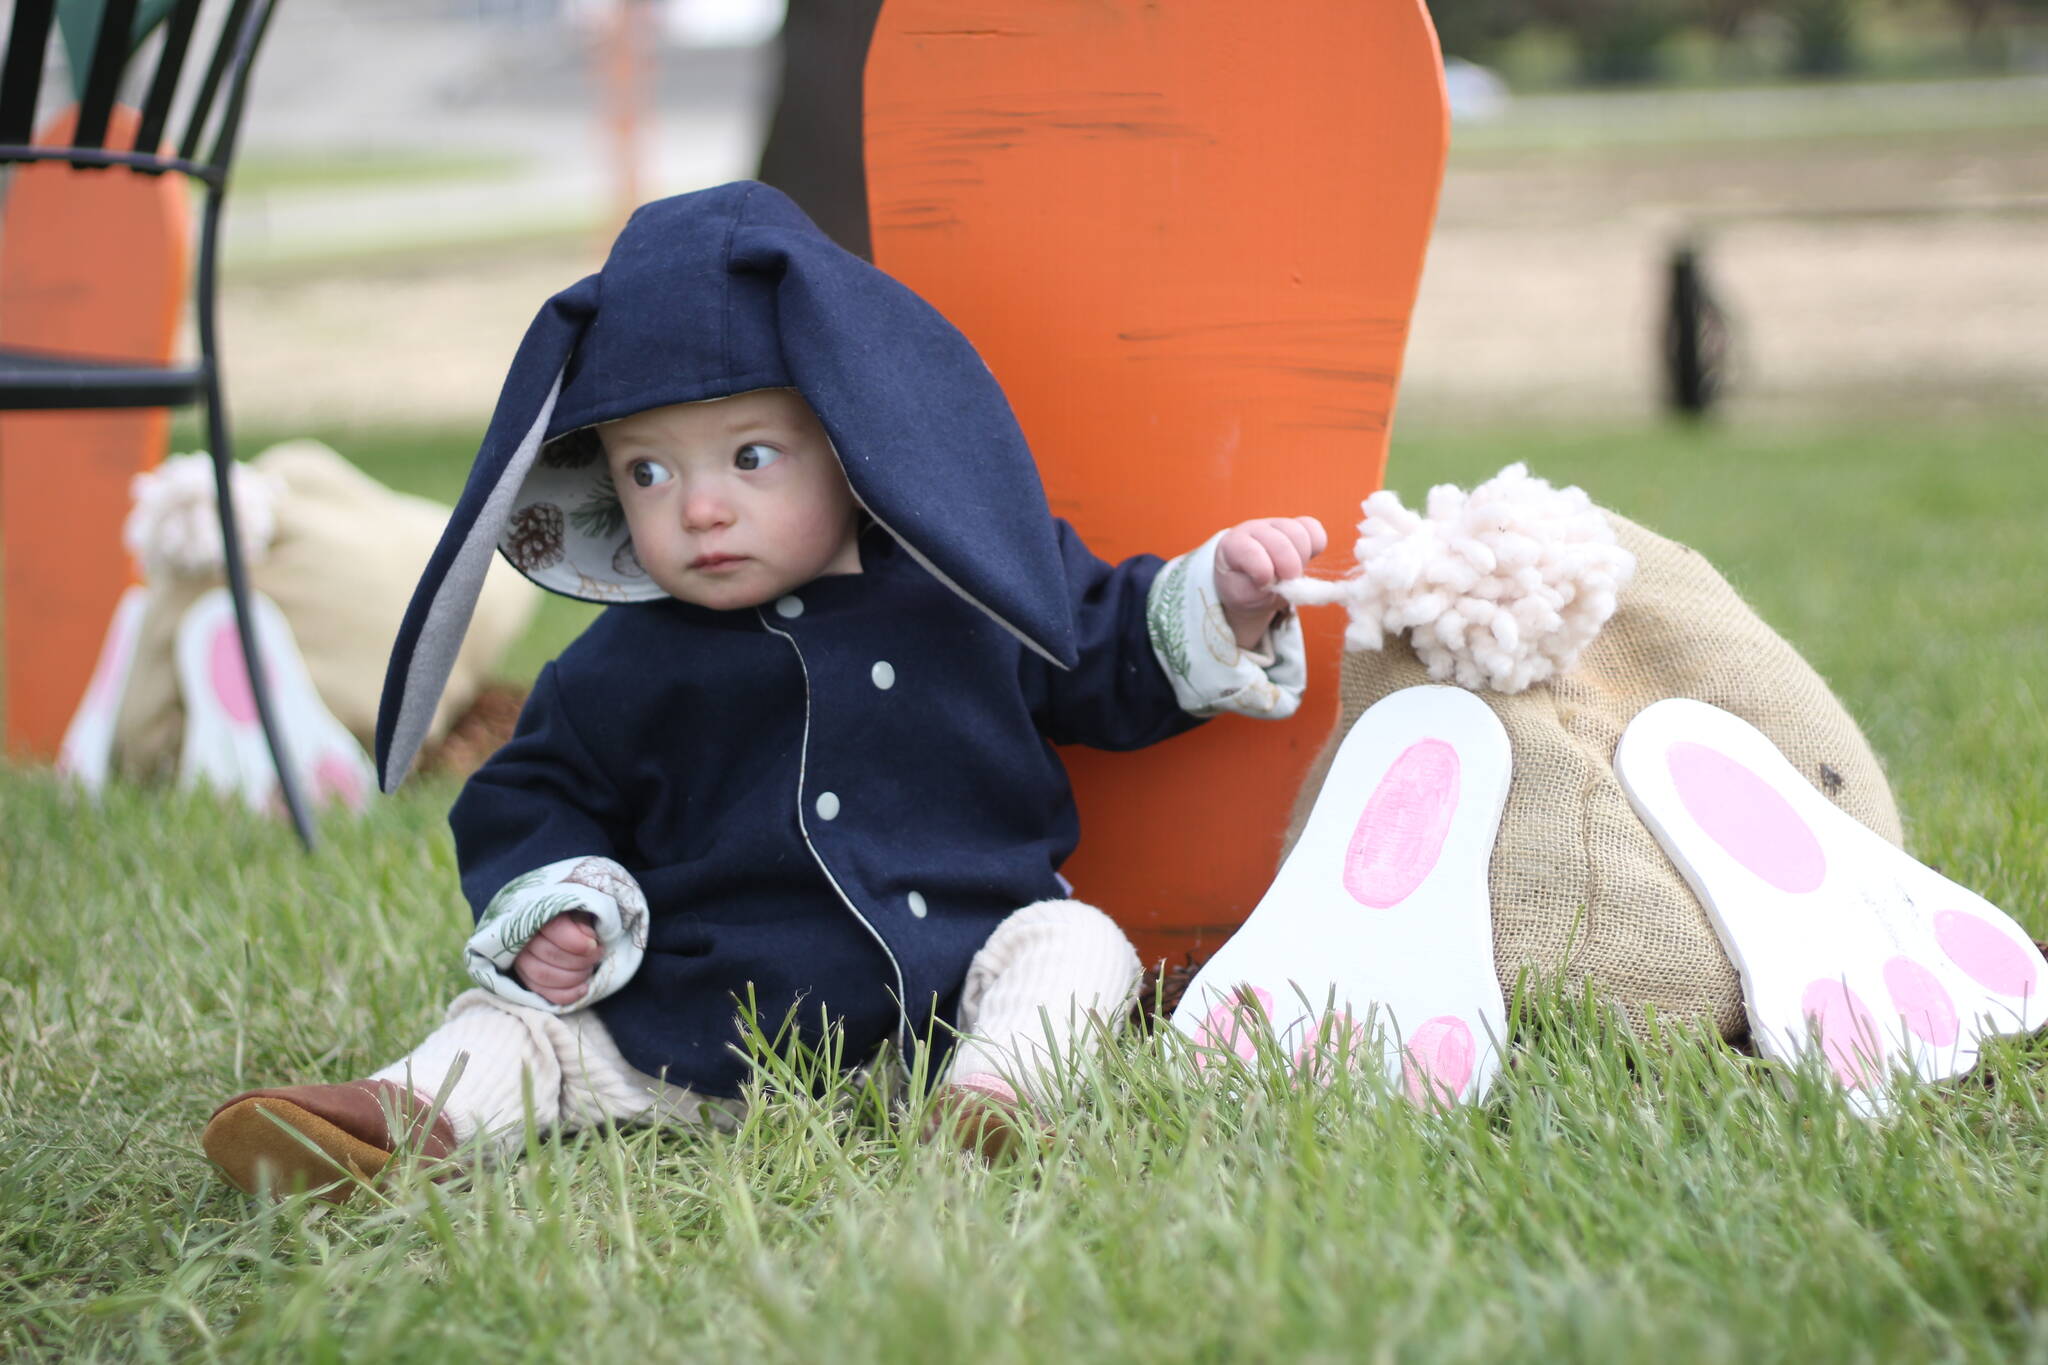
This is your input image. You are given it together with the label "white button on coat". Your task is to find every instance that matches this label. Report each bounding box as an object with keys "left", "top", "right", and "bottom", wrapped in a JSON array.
[
  {"left": 774, "top": 595, "right": 804, "bottom": 618},
  {"left": 907, "top": 891, "right": 928, "bottom": 919},
  {"left": 871, "top": 661, "right": 896, "bottom": 690},
  {"left": 816, "top": 791, "right": 840, "bottom": 820}
]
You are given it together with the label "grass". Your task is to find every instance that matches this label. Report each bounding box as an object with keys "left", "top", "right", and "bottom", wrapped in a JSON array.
[
  {"left": 4, "top": 413, "right": 2048, "bottom": 1359},
  {"left": 1449, "top": 73, "right": 2048, "bottom": 160},
  {"left": 232, "top": 150, "right": 527, "bottom": 198},
  {"left": 219, "top": 212, "right": 606, "bottom": 283}
]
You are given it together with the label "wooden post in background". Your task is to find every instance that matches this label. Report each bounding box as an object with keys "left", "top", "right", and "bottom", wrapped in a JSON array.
[
  {"left": 600, "top": 0, "right": 652, "bottom": 242},
  {"left": 864, "top": 0, "right": 1450, "bottom": 966}
]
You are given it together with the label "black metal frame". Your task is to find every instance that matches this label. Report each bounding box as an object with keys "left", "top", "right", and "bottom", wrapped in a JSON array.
[{"left": 0, "top": 0, "right": 313, "bottom": 846}]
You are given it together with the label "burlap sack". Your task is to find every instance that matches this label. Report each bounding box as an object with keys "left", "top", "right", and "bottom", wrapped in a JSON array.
[
  {"left": 1281, "top": 513, "right": 1903, "bottom": 1040},
  {"left": 112, "top": 440, "right": 538, "bottom": 782}
]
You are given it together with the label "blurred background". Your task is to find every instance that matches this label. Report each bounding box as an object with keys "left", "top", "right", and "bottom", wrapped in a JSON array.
[
  {"left": 208, "top": 0, "right": 2045, "bottom": 437},
  {"left": 6, "top": 0, "right": 2040, "bottom": 706}
]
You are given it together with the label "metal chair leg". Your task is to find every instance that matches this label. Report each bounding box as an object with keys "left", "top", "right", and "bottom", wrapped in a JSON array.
[
  {"left": 186, "top": 163, "right": 315, "bottom": 848},
  {"left": 206, "top": 424, "right": 316, "bottom": 848}
]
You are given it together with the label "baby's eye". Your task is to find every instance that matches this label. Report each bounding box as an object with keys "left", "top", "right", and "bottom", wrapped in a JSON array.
[
  {"left": 629, "top": 460, "right": 672, "bottom": 488},
  {"left": 735, "top": 443, "right": 782, "bottom": 472}
]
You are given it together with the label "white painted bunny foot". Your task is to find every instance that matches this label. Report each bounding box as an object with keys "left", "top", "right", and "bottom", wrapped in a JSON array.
[
  {"left": 57, "top": 586, "right": 150, "bottom": 793},
  {"left": 1171, "top": 686, "right": 1512, "bottom": 1107},
  {"left": 175, "top": 587, "right": 376, "bottom": 817},
  {"left": 1617, "top": 698, "right": 2045, "bottom": 1115}
]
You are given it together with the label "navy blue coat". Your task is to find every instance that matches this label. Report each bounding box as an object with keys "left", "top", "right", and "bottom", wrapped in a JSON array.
[
  {"left": 449, "top": 522, "right": 1201, "bottom": 1097},
  {"left": 374, "top": 182, "right": 1218, "bottom": 1095},
  {"left": 378, "top": 184, "right": 1093, "bottom": 794}
]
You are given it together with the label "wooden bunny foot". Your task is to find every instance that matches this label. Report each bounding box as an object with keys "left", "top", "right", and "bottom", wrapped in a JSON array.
[
  {"left": 1617, "top": 698, "right": 2045, "bottom": 1114},
  {"left": 1170, "top": 686, "right": 1511, "bottom": 1107},
  {"left": 56, "top": 586, "right": 150, "bottom": 792},
  {"left": 175, "top": 588, "right": 375, "bottom": 816}
]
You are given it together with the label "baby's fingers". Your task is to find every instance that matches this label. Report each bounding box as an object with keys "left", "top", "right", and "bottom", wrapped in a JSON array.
[
  {"left": 1219, "top": 529, "right": 1276, "bottom": 590},
  {"left": 1244, "top": 522, "right": 1311, "bottom": 584},
  {"left": 521, "top": 966, "right": 593, "bottom": 1005},
  {"left": 527, "top": 921, "right": 603, "bottom": 969},
  {"left": 1261, "top": 516, "right": 1326, "bottom": 567},
  {"left": 521, "top": 940, "right": 591, "bottom": 977},
  {"left": 533, "top": 911, "right": 601, "bottom": 957},
  {"left": 519, "top": 955, "right": 592, "bottom": 992}
]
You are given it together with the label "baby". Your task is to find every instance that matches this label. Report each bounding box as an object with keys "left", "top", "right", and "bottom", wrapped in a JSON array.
[{"left": 202, "top": 182, "right": 1324, "bottom": 1195}]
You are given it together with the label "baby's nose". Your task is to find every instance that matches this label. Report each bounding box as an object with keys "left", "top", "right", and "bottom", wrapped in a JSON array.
[{"left": 682, "top": 489, "right": 732, "bottom": 529}]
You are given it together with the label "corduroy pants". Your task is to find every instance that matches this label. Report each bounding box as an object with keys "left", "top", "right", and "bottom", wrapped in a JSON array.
[{"left": 371, "top": 899, "right": 1140, "bottom": 1155}]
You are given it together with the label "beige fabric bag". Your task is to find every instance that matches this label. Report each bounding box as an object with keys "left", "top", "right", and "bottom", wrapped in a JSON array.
[
  {"left": 1282, "top": 513, "right": 1903, "bottom": 1040},
  {"left": 113, "top": 440, "right": 538, "bottom": 783}
]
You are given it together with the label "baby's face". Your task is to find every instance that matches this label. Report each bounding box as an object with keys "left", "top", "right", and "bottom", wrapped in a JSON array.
[{"left": 600, "top": 389, "right": 861, "bottom": 612}]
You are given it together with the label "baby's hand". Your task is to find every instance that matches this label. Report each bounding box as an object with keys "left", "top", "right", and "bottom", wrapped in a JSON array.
[
  {"left": 1215, "top": 516, "right": 1328, "bottom": 649},
  {"left": 512, "top": 911, "right": 603, "bottom": 1006}
]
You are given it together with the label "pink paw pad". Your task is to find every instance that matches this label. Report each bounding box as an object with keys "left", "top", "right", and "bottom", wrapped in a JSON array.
[
  {"left": 1882, "top": 956, "right": 1959, "bottom": 1046},
  {"left": 1666, "top": 741, "right": 1825, "bottom": 894},
  {"left": 1934, "top": 910, "right": 2042, "bottom": 1000},
  {"left": 1400, "top": 1015, "right": 1475, "bottom": 1107},
  {"left": 313, "top": 752, "right": 369, "bottom": 812},
  {"left": 950, "top": 1073, "right": 1019, "bottom": 1106},
  {"left": 207, "top": 622, "right": 261, "bottom": 726},
  {"left": 1291, "top": 1012, "right": 1370, "bottom": 1082},
  {"left": 1801, "top": 979, "right": 1884, "bottom": 1087},
  {"left": 1344, "top": 738, "right": 1461, "bottom": 909},
  {"left": 1192, "top": 987, "right": 1275, "bottom": 1070}
]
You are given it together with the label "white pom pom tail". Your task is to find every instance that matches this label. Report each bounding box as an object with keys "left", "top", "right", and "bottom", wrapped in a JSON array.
[
  {"left": 1277, "top": 464, "right": 1636, "bottom": 693},
  {"left": 124, "top": 453, "right": 283, "bottom": 578},
  {"left": 1277, "top": 577, "right": 1355, "bottom": 608}
]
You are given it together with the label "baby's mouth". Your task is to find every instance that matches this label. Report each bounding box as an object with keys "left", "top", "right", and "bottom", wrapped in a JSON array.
[{"left": 690, "top": 553, "right": 747, "bottom": 571}]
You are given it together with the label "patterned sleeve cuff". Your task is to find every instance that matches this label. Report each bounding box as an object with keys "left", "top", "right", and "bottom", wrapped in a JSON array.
[
  {"left": 1144, "top": 532, "right": 1308, "bottom": 720},
  {"left": 463, "top": 856, "right": 649, "bottom": 1014}
]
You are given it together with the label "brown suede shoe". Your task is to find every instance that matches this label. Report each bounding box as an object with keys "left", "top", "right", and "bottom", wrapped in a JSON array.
[
  {"left": 923, "top": 1073, "right": 1043, "bottom": 1162},
  {"left": 202, "top": 1079, "right": 459, "bottom": 1203}
]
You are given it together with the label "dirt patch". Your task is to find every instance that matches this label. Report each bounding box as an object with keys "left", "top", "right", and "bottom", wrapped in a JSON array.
[
  {"left": 222, "top": 252, "right": 596, "bottom": 433},
  {"left": 1400, "top": 127, "right": 2048, "bottom": 425},
  {"left": 1399, "top": 213, "right": 2048, "bottom": 426}
]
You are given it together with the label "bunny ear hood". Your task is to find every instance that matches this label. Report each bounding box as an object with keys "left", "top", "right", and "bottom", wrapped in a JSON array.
[{"left": 376, "top": 182, "right": 1076, "bottom": 791}]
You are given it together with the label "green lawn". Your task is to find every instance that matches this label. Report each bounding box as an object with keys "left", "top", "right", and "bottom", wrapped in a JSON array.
[
  {"left": 4, "top": 415, "right": 2046, "bottom": 1360},
  {"left": 232, "top": 150, "right": 526, "bottom": 198},
  {"left": 1448, "top": 74, "right": 2048, "bottom": 158}
]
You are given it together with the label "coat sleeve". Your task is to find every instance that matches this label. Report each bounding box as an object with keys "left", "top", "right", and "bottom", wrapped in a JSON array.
[
  {"left": 1141, "top": 531, "right": 1308, "bottom": 721},
  {"left": 1024, "top": 520, "right": 1209, "bottom": 751},
  {"left": 446, "top": 663, "right": 648, "bottom": 1013}
]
